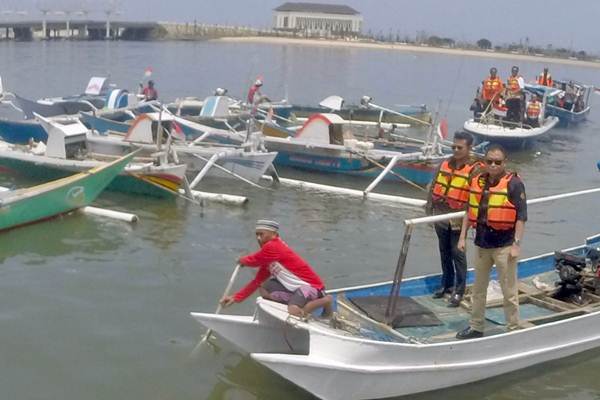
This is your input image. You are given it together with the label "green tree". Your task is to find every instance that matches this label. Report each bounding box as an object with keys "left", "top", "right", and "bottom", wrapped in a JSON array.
[{"left": 477, "top": 38, "right": 492, "bottom": 49}]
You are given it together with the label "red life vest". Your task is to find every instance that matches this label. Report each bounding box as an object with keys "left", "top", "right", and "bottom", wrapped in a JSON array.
[
  {"left": 482, "top": 77, "right": 503, "bottom": 101},
  {"left": 432, "top": 160, "right": 481, "bottom": 210},
  {"left": 526, "top": 101, "right": 541, "bottom": 118},
  {"left": 467, "top": 173, "right": 518, "bottom": 230}
]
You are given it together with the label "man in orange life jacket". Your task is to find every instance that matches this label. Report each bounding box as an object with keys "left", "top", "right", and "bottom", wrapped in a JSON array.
[
  {"left": 480, "top": 67, "right": 504, "bottom": 112},
  {"left": 537, "top": 67, "right": 553, "bottom": 87},
  {"left": 426, "top": 132, "right": 481, "bottom": 307},
  {"left": 456, "top": 144, "right": 527, "bottom": 339},
  {"left": 505, "top": 66, "right": 525, "bottom": 124},
  {"left": 525, "top": 94, "right": 542, "bottom": 128}
]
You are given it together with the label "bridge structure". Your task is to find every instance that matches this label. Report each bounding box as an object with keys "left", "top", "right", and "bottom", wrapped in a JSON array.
[{"left": 0, "top": 20, "right": 160, "bottom": 40}]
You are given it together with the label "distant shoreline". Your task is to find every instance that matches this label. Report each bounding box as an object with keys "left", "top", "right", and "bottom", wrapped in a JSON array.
[{"left": 214, "top": 36, "right": 600, "bottom": 71}]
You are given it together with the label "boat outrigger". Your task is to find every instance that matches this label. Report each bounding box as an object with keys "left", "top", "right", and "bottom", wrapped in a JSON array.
[{"left": 192, "top": 188, "right": 600, "bottom": 400}]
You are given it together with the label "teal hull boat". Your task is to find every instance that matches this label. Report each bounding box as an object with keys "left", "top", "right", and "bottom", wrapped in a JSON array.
[{"left": 0, "top": 152, "right": 134, "bottom": 231}]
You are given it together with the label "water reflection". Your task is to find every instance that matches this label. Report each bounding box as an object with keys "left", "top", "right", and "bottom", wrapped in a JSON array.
[{"left": 206, "top": 351, "right": 314, "bottom": 400}]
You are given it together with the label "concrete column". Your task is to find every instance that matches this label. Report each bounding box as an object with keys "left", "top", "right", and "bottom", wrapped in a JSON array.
[
  {"left": 42, "top": 19, "right": 47, "bottom": 39},
  {"left": 105, "top": 19, "right": 111, "bottom": 39}
]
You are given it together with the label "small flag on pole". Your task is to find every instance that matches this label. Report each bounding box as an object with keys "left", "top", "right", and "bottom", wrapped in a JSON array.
[
  {"left": 437, "top": 118, "right": 448, "bottom": 140},
  {"left": 171, "top": 121, "right": 186, "bottom": 140}
]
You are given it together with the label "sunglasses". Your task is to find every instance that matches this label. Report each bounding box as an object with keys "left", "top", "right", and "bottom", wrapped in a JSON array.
[
  {"left": 451, "top": 145, "right": 465, "bottom": 150},
  {"left": 484, "top": 159, "right": 504, "bottom": 166}
]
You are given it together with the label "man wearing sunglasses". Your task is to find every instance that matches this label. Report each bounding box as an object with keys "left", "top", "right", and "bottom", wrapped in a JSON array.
[
  {"left": 456, "top": 144, "right": 527, "bottom": 339},
  {"left": 426, "top": 131, "right": 481, "bottom": 307}
]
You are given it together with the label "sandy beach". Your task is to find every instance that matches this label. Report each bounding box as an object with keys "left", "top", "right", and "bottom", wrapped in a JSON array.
[{"left": 217, "top": 36, "right": 600, "bottom": 71}]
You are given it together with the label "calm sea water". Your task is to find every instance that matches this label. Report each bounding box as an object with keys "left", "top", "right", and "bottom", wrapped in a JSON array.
[{"left": 1, "top": 40, "right": 600, "bottom": 400}]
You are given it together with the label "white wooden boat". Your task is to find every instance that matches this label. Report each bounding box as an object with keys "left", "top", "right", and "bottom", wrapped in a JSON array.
[
  {"left": 191, "top": 190, "right": 600, "bottom": 400},
  {"left": 83, "top": 113, "right": 278, "bottom": 184},
  {"left": 463, "top": 116, "right": 559, "bottom": 148}
]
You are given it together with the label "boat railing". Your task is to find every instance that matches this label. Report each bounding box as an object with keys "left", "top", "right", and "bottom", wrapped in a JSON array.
[{"left": 478, "top": 112, "right": 536, "bottom": 130}]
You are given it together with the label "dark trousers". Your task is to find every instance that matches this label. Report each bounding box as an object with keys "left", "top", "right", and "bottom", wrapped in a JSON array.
[
  {"left": 505, "top": 98, "right": 522, "bottom": 123},
  {"left": 434, "top": 222, "right": 467, "bottom": 295}
]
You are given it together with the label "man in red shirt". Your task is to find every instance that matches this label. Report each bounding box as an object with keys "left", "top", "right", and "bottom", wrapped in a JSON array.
[
  {"left": 220, "top": 220, "right": 332, "bottom": 318},
  {"left": 139, "top": 80, "right": 158, "bottom": 101}
]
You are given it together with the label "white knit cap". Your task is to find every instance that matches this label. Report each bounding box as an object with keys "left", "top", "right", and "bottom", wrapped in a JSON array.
[{"left": 255, "top": 219, "right": 279, "bottom": 232}]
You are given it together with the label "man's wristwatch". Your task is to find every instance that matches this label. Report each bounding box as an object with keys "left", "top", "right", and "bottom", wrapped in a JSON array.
[{"left": 513, "top": 238, "right": 521, "bottom": 246}]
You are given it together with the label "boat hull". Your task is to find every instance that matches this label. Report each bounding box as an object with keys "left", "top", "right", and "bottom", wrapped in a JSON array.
[
  {"left": 463, "top": 116, "right": 559, "bottom": 148},
  {"left": 0, "top": 153, "right": 131, "bottom": 231},
  {"left": 545, "top": 104, "right": 590, "bottom": 126},
  {"left": 0, "top": 151, "right": 182, "bottom": 198},
  {"left": 268, "top": 139, "right": 439, "bottom": 186},
  {"left": 0, "top": 118, "right": 48, "bottom": 144}
]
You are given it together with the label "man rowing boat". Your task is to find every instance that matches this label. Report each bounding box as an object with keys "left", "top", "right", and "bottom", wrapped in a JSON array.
[{"left": 220, "top": 219, "right": 333, "bottom": 318}]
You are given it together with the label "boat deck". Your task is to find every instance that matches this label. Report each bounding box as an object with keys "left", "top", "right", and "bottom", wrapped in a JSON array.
[{"left": 333, "top": 269, "right": 600, "bottom": 344}]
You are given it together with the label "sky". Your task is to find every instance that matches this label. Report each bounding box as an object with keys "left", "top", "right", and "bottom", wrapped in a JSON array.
[{"left": 3, "top": 0, "right": 599, "bottom": 54}]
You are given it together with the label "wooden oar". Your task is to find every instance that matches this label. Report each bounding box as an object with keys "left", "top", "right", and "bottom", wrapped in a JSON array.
[{"left": 190, "top": 263, "right": 242, "bottom": 355}]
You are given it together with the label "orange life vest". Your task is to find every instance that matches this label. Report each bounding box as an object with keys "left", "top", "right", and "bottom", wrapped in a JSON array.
[
  {"left": 467, "top": 173, "right": 518, "bottom": 230},
  {"left": 482, "top": 77, "right": 503, "bottom": 101},
  {"left": 526, "top": 101, "right": 541, "bottom": 118},
  {"left": 432, "top": 160, "right": 481, "bottom": 210},
  {"left": 537, "top": 73, "right": 553, "bottom": 87},
  {"left": 506, "top": 75, "right": 522, "bottom": 98}
]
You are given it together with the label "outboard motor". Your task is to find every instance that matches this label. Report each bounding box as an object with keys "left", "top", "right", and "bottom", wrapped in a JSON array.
[{"left": 553, "top": 251, "right": 587, "bottom": 304}]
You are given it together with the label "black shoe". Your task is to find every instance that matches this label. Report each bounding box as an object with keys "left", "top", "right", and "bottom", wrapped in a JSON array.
[
  {"left": 448, "top": 294, "right": 463, "bottom": 308},
  {"left": 456, "top": 327, "right": 483, "bottom": 340},
  {"left": 432, "top": 287, "right": 452, "bottom": 299}
]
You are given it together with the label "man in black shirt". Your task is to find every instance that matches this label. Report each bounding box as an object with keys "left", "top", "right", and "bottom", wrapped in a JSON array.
[{"left": 455, "top": 144, "right": 527, "bottom": 339}]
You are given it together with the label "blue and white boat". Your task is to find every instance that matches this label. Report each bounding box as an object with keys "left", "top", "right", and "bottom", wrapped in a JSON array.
[
  {"left": 525, "top": 80, "right": 593, "bottom": 126},
  {"left": 0, "top": 76, "right": 133, "bottom": 119},
  {"left": 191, "top": 191, "right": 600, "bottom": 400}
]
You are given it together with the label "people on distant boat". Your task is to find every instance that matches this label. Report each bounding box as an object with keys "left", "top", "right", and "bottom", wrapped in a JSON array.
[
  {"left": 220, "top": 220, "right": 333, "bottom": 318},
  {"left": 139, "top": 80, "right": 158, "bottom": 101},
  {"left": 504, "top": 66, "right": 525, "bottom": 124},
  {"left": 470, "top": 91, "right": 484, "bottom": 121},
  {"left": 537, "top": 67, "right": 553, "bottom": 87},
  {"left": 574, "top": 94, "right": 585, "bottom": 112},
  {"left": 480, "top": 67, "right": 504, "bottom": 113},
  {"left": 556, "top": 92, "right": 566, "bottom": 109},
  {"left": 525, "top": 94, "right": 542, "bottom": 128},
  {"left": 426, "top": 131, "right": 481, "bottom": 308},
  {"left": 564, "top": 81, "right": 577, "bottom": 111},
  {"left": 456, "top": 144, "right": 527, "bottom": 339}
]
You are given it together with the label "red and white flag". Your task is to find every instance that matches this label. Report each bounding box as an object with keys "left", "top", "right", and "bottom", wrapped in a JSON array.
[
  {"left": 171, "top": 121, "right": 186, "bottom": 140},
  {"left": 144, "top": 67, "right": 153, "bottom": 78},
  {"left": 437, "top": 118, "right": 448, "bottom": 140}
]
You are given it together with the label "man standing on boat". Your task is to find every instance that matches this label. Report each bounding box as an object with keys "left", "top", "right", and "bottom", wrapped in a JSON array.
[
  {"left": 220, "top": 220, "right": 333, "bottom": 318},
  {"left": 455, "top": 145, "right": 527, "bottom": 339},
  {"left": 504, "top": 66, "right": 525, "bottom": 124},
  {"left": 525, "top": 94, "right": 542, "bottom": 128},
  {"left": 537, "top": 67, "right": 553, "bottom": 87},
  {"left": 426, "top": 132, "right": 481, "bottom": 307},
  {"left": 480, "top": 67, "right": 504, "bottom": 114},
  {"left": 139, "top": 80, "right": 158, "bottom": 101}
]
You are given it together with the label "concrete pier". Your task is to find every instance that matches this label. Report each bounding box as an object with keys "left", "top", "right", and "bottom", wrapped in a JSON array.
[{"left": 0, "top": 20, "right": 160, "bottom": 40}]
